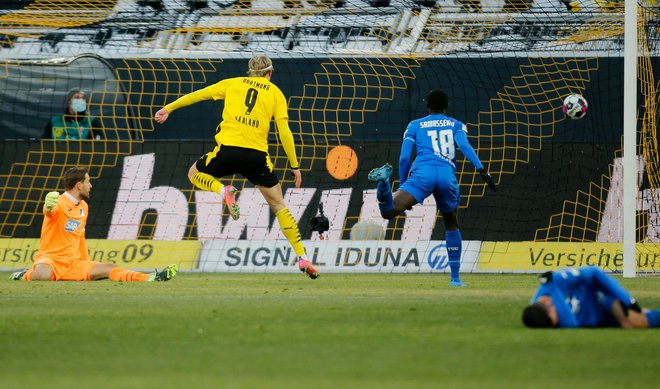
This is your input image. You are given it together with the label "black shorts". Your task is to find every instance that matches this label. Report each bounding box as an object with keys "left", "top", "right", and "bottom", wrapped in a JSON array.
[{"left": 195, "top": 145, "right": 279, "bottom": 188}]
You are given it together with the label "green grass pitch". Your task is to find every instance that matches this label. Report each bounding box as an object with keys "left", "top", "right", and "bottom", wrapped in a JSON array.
[{"left": 1, "top": 273, "right": 659, "bottom": 389}]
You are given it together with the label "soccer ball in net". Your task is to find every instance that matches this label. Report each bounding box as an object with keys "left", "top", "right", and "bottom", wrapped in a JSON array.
[{"left": 562, "top": 94, "right": 588, "bottom": 120}]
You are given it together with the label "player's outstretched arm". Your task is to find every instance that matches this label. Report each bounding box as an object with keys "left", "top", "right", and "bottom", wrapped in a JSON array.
[
  {"left": 275, "top": 118, "right": 302, "bottom": 188},
  {"left": 154, "top": 85, "right": 220, "bottom": 124},
  {"left": 154, "top": 108, "right": 169, "bottom": 124},
  {"left": 398, "top": 140, "right": 414, "bottom": 186},
  {"left": 44, "top": 191, "right": 60, "bottom": 213},
  {"left": 290, "top": 168, "right": 302, "bottom": 188},
  {"left": 479, "top": 168, "right": 497, "bottom": 192},
  {"left": 455, "top": 131, "right": 496, "bottom": 191}
]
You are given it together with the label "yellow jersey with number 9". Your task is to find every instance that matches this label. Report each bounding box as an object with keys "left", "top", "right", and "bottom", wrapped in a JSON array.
[{"left": 166, "top": 76, "right": 288, "bottom": 153}]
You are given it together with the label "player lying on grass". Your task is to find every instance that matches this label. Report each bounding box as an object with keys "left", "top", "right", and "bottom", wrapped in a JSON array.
[
  {"left": 368, "top": 89, "right": 496, "bottom": 287},
  {"left": 10, "top": 167, "right": 177, "bottom": 282},
  {"left": 522, "top": 266, "right": 660, "bottom": 328}
]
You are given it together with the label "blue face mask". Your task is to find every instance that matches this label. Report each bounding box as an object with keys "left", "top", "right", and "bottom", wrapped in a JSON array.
[{"left": 71, "top": 98, "right": 86, "bottom": 113}]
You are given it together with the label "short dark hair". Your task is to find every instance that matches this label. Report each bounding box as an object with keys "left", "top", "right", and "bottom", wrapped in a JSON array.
[
  {"left": 426, "top": 89, "right": 449, "bottom": 111},
  {"left": 63, "top": 167, "right": 89, "bottom": 190},
  {"left": 522, "top": 302, "right": 554, "bottom": 328}
]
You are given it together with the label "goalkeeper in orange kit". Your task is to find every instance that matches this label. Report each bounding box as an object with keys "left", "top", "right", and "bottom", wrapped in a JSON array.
[{"left": 10, "top": 167, "right": 178, "bottom": 282}]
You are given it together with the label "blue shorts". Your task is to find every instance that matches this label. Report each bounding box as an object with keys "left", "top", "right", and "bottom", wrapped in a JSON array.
[{"left": 398, "top": 164, "right": 459, "bottom": 213}]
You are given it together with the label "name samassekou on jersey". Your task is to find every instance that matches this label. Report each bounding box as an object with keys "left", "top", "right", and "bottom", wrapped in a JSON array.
[{"left": 419, "top": 119, "right": 454, "bottom": 128}]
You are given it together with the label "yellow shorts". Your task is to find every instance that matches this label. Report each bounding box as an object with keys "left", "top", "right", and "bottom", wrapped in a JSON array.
[{"left": 32, "top": 258, "right": 97, "bottom": 281}]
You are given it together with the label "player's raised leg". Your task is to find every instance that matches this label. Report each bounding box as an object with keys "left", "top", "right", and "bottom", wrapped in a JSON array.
[
  {"left": 369, "top": 163, "right": 394, "bottom": 216},
  {"left": 188, "top": 162, "right": 239, "bottom": 220},
  {"left": 369, "top": 163, "right": 417, "bottom": 220}
]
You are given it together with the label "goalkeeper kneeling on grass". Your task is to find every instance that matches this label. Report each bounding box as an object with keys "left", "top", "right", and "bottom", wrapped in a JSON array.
[
  {"left": 10, "top": 167, "right": 178, "bottom": 282},
  {"left": 522, "top": 266, "right": 660, "bottom": 329}
]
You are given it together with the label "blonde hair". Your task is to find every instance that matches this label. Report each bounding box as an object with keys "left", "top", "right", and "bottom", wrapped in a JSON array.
[{"left": 247, "top": 55, "right": 273, "bottom": 77}]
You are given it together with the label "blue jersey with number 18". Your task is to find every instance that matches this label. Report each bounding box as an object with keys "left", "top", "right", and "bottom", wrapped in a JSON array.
[{"left": 403, "top": 113, "right": 466, "bottom": 170}]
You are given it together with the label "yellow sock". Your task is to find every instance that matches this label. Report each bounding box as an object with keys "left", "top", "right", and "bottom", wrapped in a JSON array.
[
  {"left": 190, "top": 172, "right": 223, "bottom": 194},
  {"left": 275, "top": 207, "right": 305, "bottom": 256}
]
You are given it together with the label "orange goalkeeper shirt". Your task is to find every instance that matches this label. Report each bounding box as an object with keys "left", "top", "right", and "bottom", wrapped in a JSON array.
[{"left": 35, "top": 193, "right": 89, "bottom": 263}]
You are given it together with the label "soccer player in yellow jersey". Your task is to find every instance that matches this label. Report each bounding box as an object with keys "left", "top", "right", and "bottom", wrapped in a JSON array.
[
  {"left": 154, "top": 55, "right": 319, "bottom": 279},
  {"left": 10, "top": 167, "right": 178, "bottom": 282}
]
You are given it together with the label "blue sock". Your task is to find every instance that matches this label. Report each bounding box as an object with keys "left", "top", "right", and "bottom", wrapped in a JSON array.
[
  {"left": 446, "top": 229, "right": 462, "bottom": 280},
  {"left": 376, "top": 180, "right": 393, "bottom": 213},
  {"left": 645, "top": 310, "right": 660, "bottom": 327}
]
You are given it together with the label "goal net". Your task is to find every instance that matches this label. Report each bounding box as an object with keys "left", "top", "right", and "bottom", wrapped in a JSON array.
[{"left": 0, "top": 0, "right": 658, "bottom": 272}]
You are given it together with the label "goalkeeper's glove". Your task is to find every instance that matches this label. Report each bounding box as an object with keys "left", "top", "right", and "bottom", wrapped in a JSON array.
[
  {"left": 44, "top": 191, "right": 60, "bottom": 212},
  {"left": 479, "top": 168, "right": 497, "bottom": 192}
]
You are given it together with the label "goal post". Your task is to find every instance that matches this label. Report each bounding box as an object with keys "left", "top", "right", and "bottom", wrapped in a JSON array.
[{"left": 623, "top": 0, "right": 637, "bottom": 278}]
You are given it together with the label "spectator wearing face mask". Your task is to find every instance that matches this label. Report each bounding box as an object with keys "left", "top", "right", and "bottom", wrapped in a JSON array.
[{"left": 42, "top": 88, "right": 104, "bottom": 140}]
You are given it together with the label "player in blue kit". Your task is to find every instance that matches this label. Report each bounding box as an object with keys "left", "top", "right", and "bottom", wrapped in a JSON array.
[
  {"left": 522, "top": 266, "right": 660, "bottom": 328},
  {"left": 368, "top": 89, "right": 496, "bottom": 287}
]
